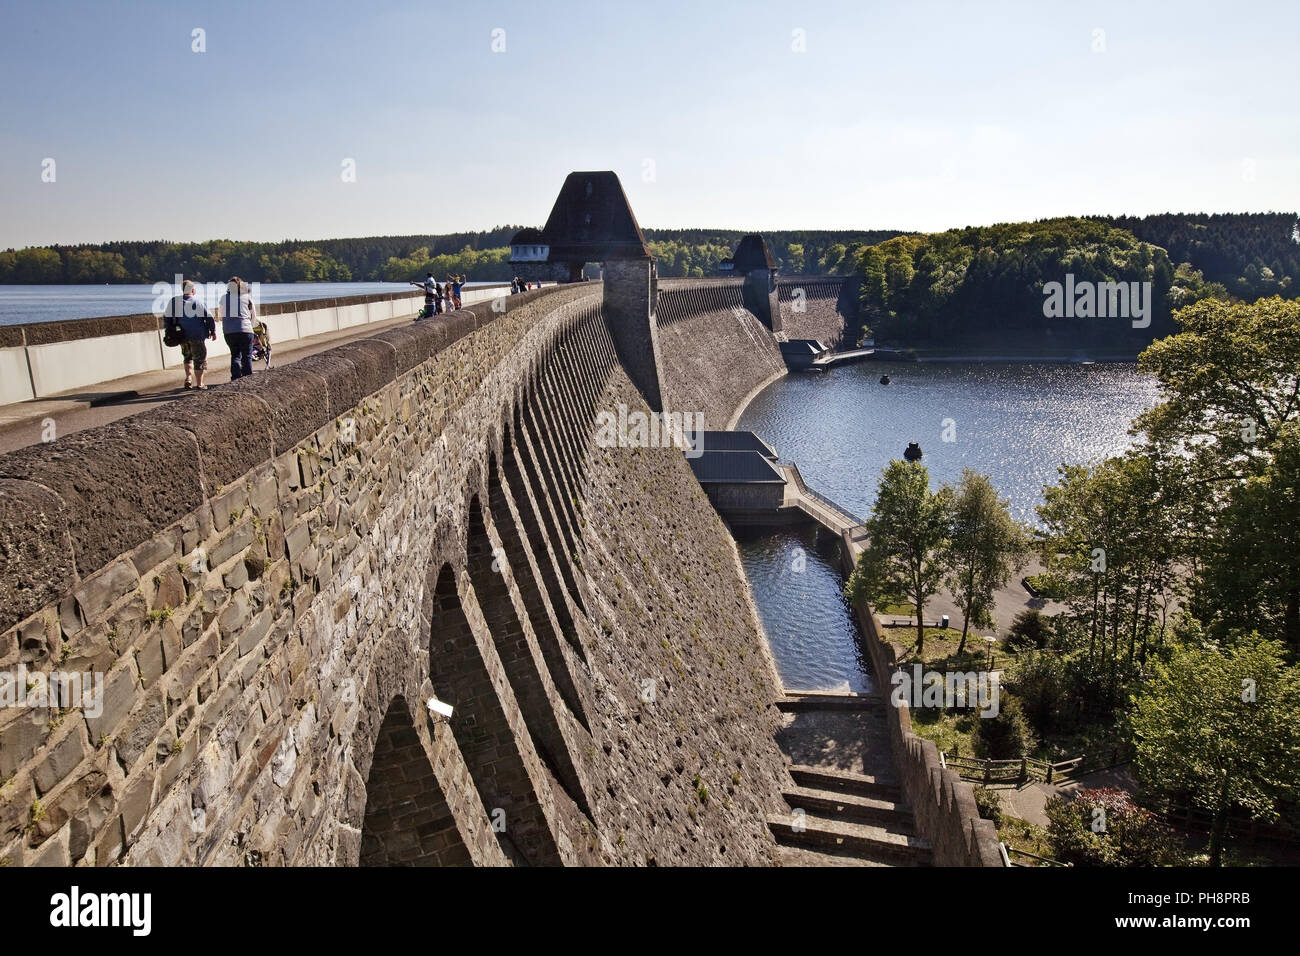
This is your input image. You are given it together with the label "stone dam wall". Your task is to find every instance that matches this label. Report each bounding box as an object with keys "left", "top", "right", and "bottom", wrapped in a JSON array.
[
  {"left": 0, "top": 284, "right": 792, "bottom": 866},
  {"left": 654, "top": 278, "right": 787, "bottom": 432},
  {"left": 777, "top": 276, "right": 863, "bottom": 349}
]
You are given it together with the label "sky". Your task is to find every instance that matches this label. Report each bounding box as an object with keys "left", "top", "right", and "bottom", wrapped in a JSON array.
[{"left": 0, "top": 0, "right": 1297, "bottom": 248}]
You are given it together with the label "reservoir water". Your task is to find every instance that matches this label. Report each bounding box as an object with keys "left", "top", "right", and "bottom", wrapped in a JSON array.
[
  {"left": 736, "top": 360, "right": 1160, "bottom": 692},
  {"left": 0, "top": 281, "right": 501, "bottom": 326}
]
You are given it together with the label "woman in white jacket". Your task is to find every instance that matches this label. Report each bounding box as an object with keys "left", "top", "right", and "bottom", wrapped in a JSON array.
[{"left": 221, "top": 277, "right": 257, "bottom": 380}]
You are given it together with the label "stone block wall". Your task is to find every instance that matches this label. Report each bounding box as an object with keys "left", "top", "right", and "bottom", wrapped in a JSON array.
[
  {"left": 849, "top": 595, "right": 1002, "bottom": 867},
  {"left": 0, "top": 280, "right": 792, "bottom": 867},
  {"left": 778, "top": 277, "right": 863, "bottom": 349},
  {"left": 654, "top": 278, "right": 787, "bottom": 431}
]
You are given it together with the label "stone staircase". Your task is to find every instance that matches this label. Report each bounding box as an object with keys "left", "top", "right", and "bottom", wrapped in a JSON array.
[{"left": 770, "top": 693, "right": 932, "bottom": 867}]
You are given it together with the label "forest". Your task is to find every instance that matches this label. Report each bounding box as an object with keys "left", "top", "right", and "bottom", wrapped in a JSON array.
[
  {"left": 0, "top": 228, "right": 892, "bottom": 284},
  {"left": 855, "top": 213, "right": 1299, "bottom": 350}
]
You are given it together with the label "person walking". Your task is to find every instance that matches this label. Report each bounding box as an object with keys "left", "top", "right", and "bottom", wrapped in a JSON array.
[
  {"left": 167, "top": 279, "right": 216, "bottom": 390},
  {"left": 221, "top": 277, "right": 257, "bottom": 380},
  {"left": 410, "top": 271, "right": 437, "bottom": 318}
]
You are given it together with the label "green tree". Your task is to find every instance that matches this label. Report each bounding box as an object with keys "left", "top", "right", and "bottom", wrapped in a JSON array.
[
  {"left": 944, "top": 470, "right": 1030, "bottom": 653},
  {"left": 1129, "top": 637, "right": 1300, "bottom": 866},
  {"left": 847, "top": 460, "right": 953, "bottom": 653},
  {"left": 1138, "top": 296, "right": 1300, "bottom": 650}
]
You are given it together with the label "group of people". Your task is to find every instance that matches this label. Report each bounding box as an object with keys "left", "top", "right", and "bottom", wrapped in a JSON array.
[
  {"left": 165, "top": 278, "right": 259, "bottom": 390},
  {"left": 410, "top": 272, "right": 465, "bottom": 318}
]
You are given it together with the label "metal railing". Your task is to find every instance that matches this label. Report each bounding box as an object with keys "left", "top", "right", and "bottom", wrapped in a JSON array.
[{"left": 778, "top": 461, "right": 867, "bottom": 526}]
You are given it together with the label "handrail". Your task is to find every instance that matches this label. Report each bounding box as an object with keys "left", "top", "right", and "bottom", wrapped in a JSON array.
[{"left": 777, "top": 461, "right": 867, "bottom": 525}]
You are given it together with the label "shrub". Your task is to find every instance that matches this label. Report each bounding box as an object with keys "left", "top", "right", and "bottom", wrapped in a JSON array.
[
  {"left": 1045, "top": 788, "right": 1182, "bottom": 866},
  {"left": 972, "top": 785, "right": 1004, "bottom": 827},
  {"left": 1005, "top": 608, "right": 1047, "bottom": 651},
  {"left": 1006, "top": 650, "right": 1069, "bottom": 735},
  {"left": 974, "top": 695, "right": 1037, "bottom": 760}
]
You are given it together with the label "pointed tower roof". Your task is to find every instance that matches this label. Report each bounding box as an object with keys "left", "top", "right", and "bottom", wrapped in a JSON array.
[
  {"left": 541, "top": 171, "right": 651, "bottom": 261},
  {"left": 732, "top": 234, "right": 778, "bottom": 272}
]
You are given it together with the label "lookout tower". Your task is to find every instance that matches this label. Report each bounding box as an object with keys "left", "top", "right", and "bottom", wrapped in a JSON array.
[{"left": 732, "top": 234, "right": 782, "bottom": 334}]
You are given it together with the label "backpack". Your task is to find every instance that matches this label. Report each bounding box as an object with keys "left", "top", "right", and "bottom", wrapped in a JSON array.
[{"left": 163, "top": 298, "right": 185, "bottom": 346}]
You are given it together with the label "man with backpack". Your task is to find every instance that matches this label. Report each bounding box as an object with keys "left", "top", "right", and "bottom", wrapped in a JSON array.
[{"left": 165, "top": 279, "right": 216, "bottom": 390}]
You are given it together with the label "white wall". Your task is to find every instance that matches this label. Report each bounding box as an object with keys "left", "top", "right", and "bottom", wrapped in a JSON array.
[
  {"left": 0, "top": 348, "right": 34, "bottom": 405},
  {"left": 5, "top": 287, "right": 519, "bottom": 401}
]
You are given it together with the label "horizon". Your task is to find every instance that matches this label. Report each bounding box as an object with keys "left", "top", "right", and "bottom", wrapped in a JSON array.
[
  {"left": 6, "top": 209, "right": 1299, "bottom": 254},
  {"left": 2, "top": 0, "right": 1297, "bottom": 249}
]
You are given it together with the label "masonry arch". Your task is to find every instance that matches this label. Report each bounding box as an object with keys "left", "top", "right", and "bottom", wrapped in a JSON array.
[
  {"left": 465, "top": 492, "right": 591, "bottom": 813},
  {"left": 359, "top": 696, "right": 471, "bottom": 866},
  {"left": 425, "top": 562, "right": 561, "bottom": 866}
]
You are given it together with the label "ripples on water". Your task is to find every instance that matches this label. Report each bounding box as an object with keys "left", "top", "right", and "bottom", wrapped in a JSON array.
[
  {"left": 733, "top": 360, "right": 1159, "bottom": 693},
  {"left": 735, "top": 526, "right": 872, "bottom": 693},
  {"left": 739, "top": 361, "right": 1160, "bottom": 524}
]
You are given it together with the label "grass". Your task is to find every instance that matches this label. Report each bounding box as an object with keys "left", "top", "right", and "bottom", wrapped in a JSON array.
[
  {"left": 995, "top": 813, "right": 1055, "bottom": 862},
  {"left": 909, "top": 706, "right": 980, "bottom": 756},
  {"left": 889, "top": 628, "right": 1002, "bottom": 669}
]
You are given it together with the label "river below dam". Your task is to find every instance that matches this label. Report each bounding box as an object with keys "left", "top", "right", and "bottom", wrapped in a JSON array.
[{"left": 736, "top": 359, "right": 1161, "bottom": 693}]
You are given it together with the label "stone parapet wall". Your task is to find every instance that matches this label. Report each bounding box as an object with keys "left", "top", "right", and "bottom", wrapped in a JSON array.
[
  {"left": 849, "top": 593, "right": 1002, "bottom": 867},
  {"left": 0, "top": 285, "right": 515, "bottom": 405}
]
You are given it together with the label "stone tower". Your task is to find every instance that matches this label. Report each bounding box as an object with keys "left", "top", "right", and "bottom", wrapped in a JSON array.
[
  {"left": 733, "top": 234, "right": 782, "bottom": 334},
  {"left": 539, "top": 171, "right": 664, "bottom": 411}
]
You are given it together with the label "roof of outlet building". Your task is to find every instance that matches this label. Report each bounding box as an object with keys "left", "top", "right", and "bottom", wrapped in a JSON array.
[
  {"left": 732, "top": 234, "right": 778, "bottom": 272},
  {"left": 688, "top": 431, "right": 778, "bottom": 458},
  {"left": 688, "top": 450, "right": 786, "bottom": 484},
  {"left": 540, "top": 171, "right": 652, "bottom": 262}
]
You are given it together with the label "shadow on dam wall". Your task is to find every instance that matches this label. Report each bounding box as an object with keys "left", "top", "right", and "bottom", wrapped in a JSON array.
[{"left": 0, "top": 282, "right": 798, "bottom": 867}]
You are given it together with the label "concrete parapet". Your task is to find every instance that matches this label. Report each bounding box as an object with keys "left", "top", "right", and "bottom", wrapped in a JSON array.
[{"left": 0, "top": 285, "right": 517, "bottom": 404}]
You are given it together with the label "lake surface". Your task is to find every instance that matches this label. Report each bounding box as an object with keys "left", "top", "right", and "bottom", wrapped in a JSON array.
[
  {"left": 0, "top": 282, "right": 501, "bottom": 326},
  {"left": 735, "top": 360, "right": 1160, "bottom": 692}
]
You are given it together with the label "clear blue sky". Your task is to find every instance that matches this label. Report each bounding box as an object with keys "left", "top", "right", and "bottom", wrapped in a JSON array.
[{"left": 1, "top": 0, "right": 1296, "bottom": 248}]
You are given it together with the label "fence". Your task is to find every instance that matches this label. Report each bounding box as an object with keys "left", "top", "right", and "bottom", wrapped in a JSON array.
[{"left": 939, "top": 751, "right": 1125, "bottom": 787}]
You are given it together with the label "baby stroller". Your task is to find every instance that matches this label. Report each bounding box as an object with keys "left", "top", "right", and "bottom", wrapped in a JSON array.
[{"left": 250, "top": 321, "right": 272, "bottom": 369}]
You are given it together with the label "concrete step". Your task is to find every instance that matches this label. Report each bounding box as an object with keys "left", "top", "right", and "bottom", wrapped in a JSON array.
[
  {"left": 781, "top": 785, "right": 915, "bottom": 833},
  {"left": 788, "top": 765, "right": 902, "bottom": 802},
  {"left": 776, "top": 691, "right": 882, "bottom": 714},
  {"left": 767, "top": 814, "right": 932, "bottom": 866},
  {"left": 775, "top": 845, "right": 893, "bottom": 867}
]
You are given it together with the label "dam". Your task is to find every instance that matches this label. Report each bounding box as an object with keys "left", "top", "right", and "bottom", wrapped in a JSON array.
[{"left": 0, "top": 172, "right": 998, "bottom": 867}]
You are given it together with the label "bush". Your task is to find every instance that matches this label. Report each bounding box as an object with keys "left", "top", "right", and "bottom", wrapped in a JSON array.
[
  {"left": 1005, "top": 608, "right": 1047, "bottom": 651},
  {"left": 1045, "top": 788, "right": 1183, "bottom": 866},
  {"left": 974, "top": 695, "right": 1037, "bottom": 760},
  {"left": 973, "top": 785, "right": 1004, "bottom": 827},
  {"left": 1006, "top": 650, "right": 1069, "bottom": 735}
]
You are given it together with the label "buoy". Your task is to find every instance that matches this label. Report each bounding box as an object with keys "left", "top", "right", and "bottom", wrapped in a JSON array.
[
  {"left": 903, "top": 442, "right": 922, "bottom": 462},
  {"left": 880, "top": 374, "right": 891, "bottom": 385}
]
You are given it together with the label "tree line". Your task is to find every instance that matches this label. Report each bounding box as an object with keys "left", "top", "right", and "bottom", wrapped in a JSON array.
[{"left": 0, "top": 228, "right": 895, "bottom": 284}]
